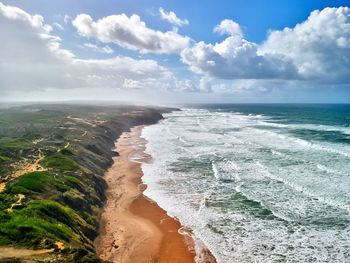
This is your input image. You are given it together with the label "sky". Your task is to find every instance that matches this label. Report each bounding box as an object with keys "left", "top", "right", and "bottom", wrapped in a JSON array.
[{"left": 0, "top": 0, "right": 349, "bottom": 104}]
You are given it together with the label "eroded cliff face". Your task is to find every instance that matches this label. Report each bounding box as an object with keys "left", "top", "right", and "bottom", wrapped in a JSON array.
[{"left": 0, "top": 104, "right": 174, "bottom": 262}]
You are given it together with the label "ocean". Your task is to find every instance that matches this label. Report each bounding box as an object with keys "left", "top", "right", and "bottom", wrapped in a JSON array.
[{"left": 141, "top": 104, "right": 350, "bottom": 263}]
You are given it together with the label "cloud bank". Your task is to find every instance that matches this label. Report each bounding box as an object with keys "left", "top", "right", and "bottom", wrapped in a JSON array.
[
  {"left": 1, "top": 1, "right": 349, "bottom": 101},
  {"left": 182, "top": 7, "right": 350, "bottom": 84},
  {"left": 0, "top": 2, "right": 171, "bottom": 94}
]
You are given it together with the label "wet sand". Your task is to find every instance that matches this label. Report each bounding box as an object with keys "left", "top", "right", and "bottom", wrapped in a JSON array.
[{"left": 95, "top": 126, "right": 214, "bottom": 263}]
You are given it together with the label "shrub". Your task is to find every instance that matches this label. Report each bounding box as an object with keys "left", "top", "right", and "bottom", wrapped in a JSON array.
[
  {"left": 0, "top": 215, "right": 73, "bottom": 245},
  {"left": 0, "top": 200, "right": 80, "bottom": 246},
  {"left": 7, "top": 172, "right": 50, "bottom": 194},
  {"left": 0, "top": 139, "right": 30, "bottom": 149},
  {"left": 0, "top": 193, "right": 17, "bottom": 210},
  {"left": 41, "top": 154, "right": 80, "bottom": 172},
  {"left": 60, "top": 148, "right": 73, "bottom": 155},
  {"left": 64, "top": 176, "right": 81, "bottom": 188},
  {"left": 0, "top": 155, "right": 11, "bottom": 162}
]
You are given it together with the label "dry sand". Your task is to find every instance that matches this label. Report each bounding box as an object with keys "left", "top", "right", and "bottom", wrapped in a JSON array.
[
  {"left": 95, "top": 126, "right": 216, "bottom": 263},
  {"left": 0, "top": 247, "right": 54, "bottom": 260}
]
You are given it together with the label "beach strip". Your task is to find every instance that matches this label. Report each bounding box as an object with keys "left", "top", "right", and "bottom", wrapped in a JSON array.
[{"left": 95, "top": 125, "right": 202, "bottom": 263}]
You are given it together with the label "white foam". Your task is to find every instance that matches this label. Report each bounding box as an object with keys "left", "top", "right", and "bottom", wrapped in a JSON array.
[
  {"left": 212, "top": 160, "right": 240, "bottom": 181},
  {"left": 141, "top": 108, "right": 350, "bottom": 263}
]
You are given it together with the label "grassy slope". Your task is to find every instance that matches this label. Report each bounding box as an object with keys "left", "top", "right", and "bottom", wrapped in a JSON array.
[{"left": 0, "top": 104, "right": 170, "bottom": 262}]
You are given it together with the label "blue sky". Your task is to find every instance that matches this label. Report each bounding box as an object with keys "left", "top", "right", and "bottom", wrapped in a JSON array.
[
  {"left": 6, "top": 0, "right": 349, "bottom": 41},
  {"left": 0, "top": 0, "right": 349, "bottom": 103}
]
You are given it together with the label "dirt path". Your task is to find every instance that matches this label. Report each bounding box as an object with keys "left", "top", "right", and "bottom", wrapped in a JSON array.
[
  {"left": 0, "top": 152, "right": 46, "bottom": 193},
  {"left": 11, "top": 153, "right": 46, "bottom": 178},
  {"left": 7, "top": 193, "right": 25, "bottom": 212},
  {"left": 0, "top": 140, "right": 71, "bottom": 193},
  {"left": 0, "top": 247, "right": 54, "bottom": 260}
]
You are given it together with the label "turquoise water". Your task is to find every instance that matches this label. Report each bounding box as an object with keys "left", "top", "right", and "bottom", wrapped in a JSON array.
[{"left": 141, "top": 104, "right": 350, "bottom": 262}]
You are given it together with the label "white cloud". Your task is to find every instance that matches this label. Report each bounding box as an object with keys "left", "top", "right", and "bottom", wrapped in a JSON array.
[
  {"left": 53, "top": 22, "right": 64, "bottom": 30},
  {"left": 212, "top": 79, "right": 275, "bottom": 93},
  {"left": 172, "top": 77, "right": 212, "bottom": 93},
  {"left": 181, "top": 36, "right": 296, "bottom": 79},
  {"left": 159, "top": 7, "right": 189, "bottom": 27},
  {"left": 72, "top": 13, "right": 191, "bottom": 54},
  {"left": 63, "top": 14, "right": 69, "bottom": 24},
  {"left": 260, "top": 7, "right": 350, "bottom": 83},
  {"left": 3, "top": 2, "right": 347, "bottom": 101},
  {"left": 82, "top": 43, "right": 114, "bottom": 54},
  {"left": 182, "top": 7, "right": 350, "bottom": 84},
  {"left": 199, "top": 77, "right": 213, "bottom": 92},
  {"left": 0, "top": 2, "right": 52, "bottom": 32},
  {"left": 122, "top": 79, "right": 144, "bottom": 90},
  {"left": 0, "top": 2, "right": 74, "bottom": 62},
  {"left": 174, "top": 79, "right": 197, "bottom": 92},
  {"left": 0, "top": 2, "right": 172, "bottom": 94},
  {"left": 71, "top": 56, "right": 170, "bottom": 90},
  {"left": 73, "top": 56, "right": 171, "bottom": 81},
  {"left": 214, "top": 19, "right": 243, "bottom": 37}
]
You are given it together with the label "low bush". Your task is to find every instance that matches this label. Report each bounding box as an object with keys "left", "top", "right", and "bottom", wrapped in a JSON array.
[
  {"left": 41, "top": 154, "right": 80, "bottom": 172},
  {"left": 6, "top": 172, "right": 51, "bottom": 194},
  {"left": 0, "top": 139, "right": 30, "bottom": 149},
  {"left": 0, "top": 202, "right": 75, "bottom": 246}
]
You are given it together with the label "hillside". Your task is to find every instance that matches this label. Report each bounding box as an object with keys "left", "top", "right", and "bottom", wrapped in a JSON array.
[{"left": 0, "top": 103, "right": 172, "bottom": 262}]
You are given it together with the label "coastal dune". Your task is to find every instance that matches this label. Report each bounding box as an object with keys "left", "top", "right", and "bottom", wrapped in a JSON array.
[{"left": 95, "top": 126, "right": 205, "bottom": 263}]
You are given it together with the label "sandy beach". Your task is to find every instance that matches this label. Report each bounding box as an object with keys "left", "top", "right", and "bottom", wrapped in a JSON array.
[{"left": 95, "top": 126, "right": 214, "bottom": 263}]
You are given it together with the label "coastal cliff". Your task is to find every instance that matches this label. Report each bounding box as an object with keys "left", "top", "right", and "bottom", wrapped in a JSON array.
[{"left": 0, "top": 104, "right": 172, "bottom": 262}]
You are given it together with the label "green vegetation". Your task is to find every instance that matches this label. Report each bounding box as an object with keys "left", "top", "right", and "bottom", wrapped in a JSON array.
[
  {"left": 7, "top": 172, "right": 51, "bottom": 194},
  {"left": 0, "top": 213, "right": 73, "bottom": 246},
  {"left": 0, "top": 155, "right": 11, "bottom": 162},
  {"left": 0, "top": 103, "right": 168, "bottom": 261},
  {"left": 64, "top": 176, "right": 82, "bottom": 188},
  {"left": 0, "top": 193, "right": 17, "bottom": 210},
  {"left": 0, "top": 200, "right": 78, "bottom": 246},
  {"left": 0, "top": 139, "right": 30, "bottom": 149},
  {"left": 41, "top": 153, "right": 81, "bottom": 172},
  {"left": 60, "top": 147, "right": 73, "bottom": 155}
]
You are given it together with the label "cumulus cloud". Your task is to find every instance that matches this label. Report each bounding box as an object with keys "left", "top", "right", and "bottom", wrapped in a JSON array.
[
  {"left": 181, "top": 35, "right": 296, "bottom": 79},
  {"left": 72, "top": 13, "right": 190, "bottom": 54},
  {"left": 0, "top": 2, "right": 52, "bottom": 32},
  {"left": 0, "top": 2, "right": 171, "bottom": 94},
  {"left": 82, "top": 43, "right": 114, "bottom": 54},
  {"left": 182, "top": 7, "right": 350, "bottom": 84},
  {"left": 260, "top": 7, "right": 350, "bottom": 83},
  {"left": 159, "top": 7, "right": 189, "bottom": 27},
  {"left": 214, "top": 19, "right": 243, "bottom": 37}
]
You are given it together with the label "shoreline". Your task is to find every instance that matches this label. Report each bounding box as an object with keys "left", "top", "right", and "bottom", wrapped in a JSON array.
[{"left": 95, "top": 125, "right": 215, "bottom": 262}]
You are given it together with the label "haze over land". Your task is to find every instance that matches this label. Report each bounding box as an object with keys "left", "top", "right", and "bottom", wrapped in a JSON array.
[{"left": 0, "top": 0, "right": 349, "bottom": 103}]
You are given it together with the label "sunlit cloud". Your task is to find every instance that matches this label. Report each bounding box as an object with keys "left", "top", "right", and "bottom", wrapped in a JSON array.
[
  {"left": 159, "top": 7, "right": 189, "bottom": 27},
  {"left": 72, "top": 12, "right": 191, "bottom": 54}
]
